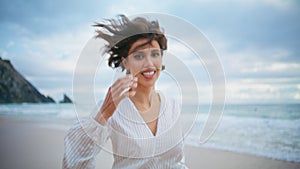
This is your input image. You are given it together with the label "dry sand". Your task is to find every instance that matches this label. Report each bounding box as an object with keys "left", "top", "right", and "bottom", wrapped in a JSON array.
[{"left": 0, "top": 118, "right": 299, "bottom": 169}]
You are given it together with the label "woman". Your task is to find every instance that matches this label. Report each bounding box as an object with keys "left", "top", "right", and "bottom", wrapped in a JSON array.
[{"left": 63, "top": 15, "right": 188, "bottom": 169}]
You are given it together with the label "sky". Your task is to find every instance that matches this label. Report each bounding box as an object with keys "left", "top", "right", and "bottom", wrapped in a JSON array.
[{"left": 0, "top": 0, "right": 299, "bottom": 104}]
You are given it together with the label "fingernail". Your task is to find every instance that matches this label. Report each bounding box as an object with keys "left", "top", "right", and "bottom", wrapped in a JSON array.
[
  {"left": 130, "top": 91, "right": 136, "bottom": 96},
  {"left": 132, "top": 82, "right": 137, "bottom": 88}
]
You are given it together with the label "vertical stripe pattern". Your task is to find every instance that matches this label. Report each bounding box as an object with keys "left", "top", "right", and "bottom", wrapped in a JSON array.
[{"left": 62, "top": 92, "right": 189, "bottom": 169}]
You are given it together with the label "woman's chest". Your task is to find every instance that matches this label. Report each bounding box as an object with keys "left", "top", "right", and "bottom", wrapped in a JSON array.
[{"left": 108, "top": 113, "right": 183, "bottom": 158}]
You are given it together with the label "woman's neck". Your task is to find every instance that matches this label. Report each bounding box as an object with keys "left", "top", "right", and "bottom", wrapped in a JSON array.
[{"left": 130, "top": 86, "right": 156, "bottom": 112}]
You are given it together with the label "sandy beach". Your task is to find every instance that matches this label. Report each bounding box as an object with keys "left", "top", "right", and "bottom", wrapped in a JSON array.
[{"left": 0, "top": 118, "right": 299, "bottom": 169}]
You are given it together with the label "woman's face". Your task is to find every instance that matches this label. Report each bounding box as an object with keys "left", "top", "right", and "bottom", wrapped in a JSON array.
[{"left": 124, "top": 39, "right": 163, "bottom": 88}]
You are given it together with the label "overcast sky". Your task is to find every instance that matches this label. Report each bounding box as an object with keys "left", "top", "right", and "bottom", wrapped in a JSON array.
[{"left": 0, "top": 0, "right": 299, "bottom": 104}]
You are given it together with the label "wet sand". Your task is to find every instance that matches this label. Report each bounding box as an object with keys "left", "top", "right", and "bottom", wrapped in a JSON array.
[{"left": 0, "top": 118, "right": 299, "bottom": 169}]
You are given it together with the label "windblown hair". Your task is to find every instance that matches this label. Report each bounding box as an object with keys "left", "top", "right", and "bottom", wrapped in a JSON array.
[{"left": 94, "top": 15, "right": 167, "bottom": 69}]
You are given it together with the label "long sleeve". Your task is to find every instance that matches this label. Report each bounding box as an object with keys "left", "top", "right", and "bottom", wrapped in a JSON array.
[
  {"left": 62, "top": 115, "right": 111, "bottom": 169},
  {"left": 62, "top": 93, "right": 189, "bottom": 169}
]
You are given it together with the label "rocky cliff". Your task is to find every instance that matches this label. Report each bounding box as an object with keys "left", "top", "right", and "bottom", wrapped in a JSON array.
[
  {"left": 0, "top": 57, "right": 55, "bottom": 103},
  {"left": 59, "top": 94, "right": 73, "bottom": 103}
]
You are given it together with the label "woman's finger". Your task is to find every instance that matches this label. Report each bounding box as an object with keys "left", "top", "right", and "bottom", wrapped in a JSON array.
[
  {"left": 118, "top": 81, "right": 138, "bottom": 98},
  {"left": 96, "top": 76, "right": 138, "bottom": 123},
  {"left": 112, "top": 80, "right": 138, "bottom": 104},
  {"left": 112, "top": 74, "right": 133, "bottom": 87},
  {"left": 111, "top": 76, "right": 132, "bottom": 94},
  {"left": 118, "top": 88, "right": 137, "bottom": 100},
  {"left": 111, "top": 76, "right": 137, "bottom": 98}
]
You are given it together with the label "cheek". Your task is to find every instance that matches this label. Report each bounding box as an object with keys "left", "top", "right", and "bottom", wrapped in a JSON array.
[
  {"left": 128, "top": 62, "right": 143, "bottom": 75},
  {"left": 154, "top": 58, "right": 163, "bottom": 69}
]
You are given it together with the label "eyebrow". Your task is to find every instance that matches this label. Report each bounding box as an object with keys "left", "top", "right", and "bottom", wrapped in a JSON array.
[
  {"left": 130, "top": 40, "right": 153, "bottom": 53},
  {"left": 130, "top": 48, "right": 160, "bottom": 55},
  {"left": 129, "top": 46, "right": 147, "bottom": 55},
  {"left": 151, "top": 49, "right": 161, "bottom": 52}
]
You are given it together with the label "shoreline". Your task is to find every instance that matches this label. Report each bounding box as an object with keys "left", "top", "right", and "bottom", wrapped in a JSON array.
[{"left": 0, "top": 117, "right": 299, "bottom": 169}]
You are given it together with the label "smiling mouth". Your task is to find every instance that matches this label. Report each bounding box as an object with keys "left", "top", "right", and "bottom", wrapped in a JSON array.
[{"left": 141, "top": 69, "right": 156, "bottom": 79}]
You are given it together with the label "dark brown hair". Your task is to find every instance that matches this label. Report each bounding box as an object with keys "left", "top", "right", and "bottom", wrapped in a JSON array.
[{"left": 94, "top": 15, "right": 167, "bottom": 70}]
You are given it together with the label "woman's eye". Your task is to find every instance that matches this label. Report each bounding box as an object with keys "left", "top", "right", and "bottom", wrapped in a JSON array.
[
  {"left": 152, "top": 52, "right": 161, "bottom": 57},
  {"left": 134, "top": 53, "right": 144, "bottom": 60}
]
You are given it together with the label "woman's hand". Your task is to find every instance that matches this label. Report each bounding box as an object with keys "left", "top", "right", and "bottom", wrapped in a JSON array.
[{"left": 95, "top": 75, "right": 138, "bottom": 125}]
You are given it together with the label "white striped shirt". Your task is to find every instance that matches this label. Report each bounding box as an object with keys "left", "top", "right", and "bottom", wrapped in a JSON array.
[{"left": 63, "top": 92, "right": 188, "bottom": 169}]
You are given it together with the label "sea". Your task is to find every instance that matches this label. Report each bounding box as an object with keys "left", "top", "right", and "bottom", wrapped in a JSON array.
[{"left": 0, "top": 103, "right": 299, "bottom": 162}]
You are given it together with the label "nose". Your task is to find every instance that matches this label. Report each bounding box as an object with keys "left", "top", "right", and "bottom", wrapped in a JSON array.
[{"left": 143, "top": 54, "right": 154, "bottom": 67}]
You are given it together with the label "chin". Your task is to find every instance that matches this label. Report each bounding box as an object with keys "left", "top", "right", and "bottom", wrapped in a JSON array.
[
  {"left": 139, "top": 77, "right": 159, "bottom": 89},
  {"left": 138, "top": 81, "right": 156, "bottom": 88}
]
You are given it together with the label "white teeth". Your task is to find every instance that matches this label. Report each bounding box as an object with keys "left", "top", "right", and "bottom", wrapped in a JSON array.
[{"left": 143, "top": 71, "right": 154, "bottom": 76}]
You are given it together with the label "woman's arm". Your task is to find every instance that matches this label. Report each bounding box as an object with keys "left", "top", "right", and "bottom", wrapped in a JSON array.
[
  {"left": 62, "top": 116, "right": 111, "bottom": 169},
  {"left": 62, "top": 74, "right": 137, "bottom": 169},
  {"left": 95, "top": 75, "right": 137, "bottom": 125}
]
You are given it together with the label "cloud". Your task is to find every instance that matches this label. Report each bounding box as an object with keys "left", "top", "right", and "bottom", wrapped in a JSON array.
[
  {"left": 216, "top": 44, "right": 299, "bottom": 78},
  {"left": 226, "top": 78, "right": 300, "bottom": 103},
  {"left": 6, "top": 41, "right": 14, "bottom": 48},
  {"left": 2, "top": 23, "right": 97, "bottom": 101},
  {"left": 241, "top": 62, "right": 300, "bottom": 74},
  {"left": 105, "top": 0, "right": 169, "bottom": 16},
  {"left": 1, "top": 0, "right": 299, "bottom": 103},
  {"left": 203, "top": 33, "right": 300, "bottom": 103},
  {"left": 18, "top": 25, "right": 93, "bottom": 73},
  {"left": 252, "top": 0, "right": 296, "bottom": 10},
  {"left": 294, "top": 93, "right": 300, "bottom": 100},
  {"left": 0, "top": 49, "right": 8, "bottom": 58},
  {"left": 189, "top": 0, "right": 297, "bottom": 10}
]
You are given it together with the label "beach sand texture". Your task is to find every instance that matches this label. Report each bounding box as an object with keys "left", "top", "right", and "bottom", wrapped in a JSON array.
[{"left": 0, "top": 119, "right": 299, "bottom": 169}]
